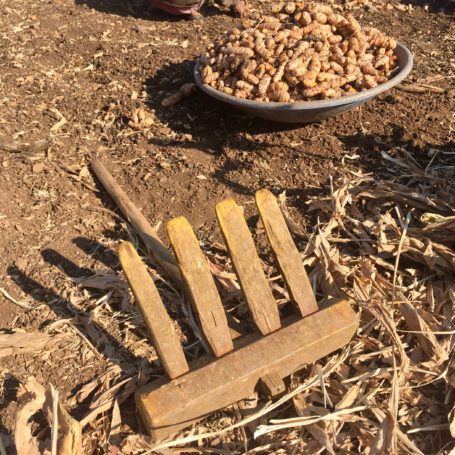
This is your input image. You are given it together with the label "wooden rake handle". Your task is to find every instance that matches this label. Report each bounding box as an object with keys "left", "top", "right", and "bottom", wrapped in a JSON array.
[
  {"left": 91, "top": 158, "right": 182, "bottom": 287},
  {"left": 90, "top": 158, "right": 243, "bottom": 350}
]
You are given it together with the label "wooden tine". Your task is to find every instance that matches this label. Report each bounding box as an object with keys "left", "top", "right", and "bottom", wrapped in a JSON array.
[
  {"left": 216, "top": 198, "right": 281, "bottom": 335},
  {"left": 91, "top": 159, "right": 244, "bottom": 343},
  {"left": 167, "top": 217, "right": 234, "bottom": 357},
  {"left": 255, "top": 189, "right": 318, "bottom": 317},
  {"left": 118, "top": 241, "right": 189, "bottom": 379}
]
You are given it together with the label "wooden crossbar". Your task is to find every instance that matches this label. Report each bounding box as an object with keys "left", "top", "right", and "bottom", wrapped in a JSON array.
[{"left": 136, "top": 299, "right": 358, "bottom": 441}]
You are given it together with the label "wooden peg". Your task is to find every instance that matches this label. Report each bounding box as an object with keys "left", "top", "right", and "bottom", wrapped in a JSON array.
[
  {"left": 216, "top": 198, "right": 281, "bottom": 335},
  {"left": 167, "top": 217, "right": 234, "bottom": 357},
  {"left": 255, "top": 189, "right": 318, "bottom": 317},
  {"left": 118, "top": 241, "right": 189, "bottom": 379},
  {"left": 259, "top": 370, "right": 285, "bottom": 397}
]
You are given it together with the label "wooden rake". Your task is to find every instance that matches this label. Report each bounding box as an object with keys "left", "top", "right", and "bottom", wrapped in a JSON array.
[{"left": 91, "top": 159, "right": 358, "bottom": 441}]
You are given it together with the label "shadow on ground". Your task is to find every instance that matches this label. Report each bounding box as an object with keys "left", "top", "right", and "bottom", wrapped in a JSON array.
[
  {"left": 406, "top": 0, "right": 455, "bottom": 13},
  {"left": 145, "top": 59, "right": 308, "bottom": 147},
  {"left": 142, "top": 58, "right": 337, "bottom": 200},
  {"left": 7, "top": 257, "right": 140, "bottom": 374}
]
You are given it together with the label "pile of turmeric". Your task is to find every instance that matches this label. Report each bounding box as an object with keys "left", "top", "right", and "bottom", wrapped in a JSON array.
[{"left": 200, "top": 2, "right": 397, "bottom": 101}]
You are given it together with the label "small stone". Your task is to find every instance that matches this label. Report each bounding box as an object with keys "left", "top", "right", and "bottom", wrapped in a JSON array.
[{"left": 32, "top": 162, "right": 45, "bottom": 173}]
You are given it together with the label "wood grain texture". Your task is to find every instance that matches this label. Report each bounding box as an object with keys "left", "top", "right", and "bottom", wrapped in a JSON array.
[
  {"left": 255, "top": 189, "right": 318, "bottom": 317},
  {"left": 167, "top": 217, "right": 233, "bottom": 357},
  {"left": 91, "top": 159, "right": 244, "bottom": 343},
  {"left": 259, "top": 370, "right": 285, "bottom": 397},
  {"left": 216, "top": 198, "right": 281, "bottom": 335},
  {"left": 136, "top": 299, "right": 359, "bottom": 440},
  {"left": 118, "top": 241, "right": 189, "bottom": 379}
]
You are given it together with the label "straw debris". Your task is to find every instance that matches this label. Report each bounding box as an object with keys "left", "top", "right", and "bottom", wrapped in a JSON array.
[{"left": 5, "top": 143, "right": 454, "bottom": 455}]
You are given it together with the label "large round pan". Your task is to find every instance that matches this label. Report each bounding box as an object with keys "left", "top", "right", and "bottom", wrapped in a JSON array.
[{"left": 194, "top": 43, "right": 413, "bottom": 123}]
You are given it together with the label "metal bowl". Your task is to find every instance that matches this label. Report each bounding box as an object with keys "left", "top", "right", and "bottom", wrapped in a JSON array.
[{"left": 194, "top": 43, "right": 413, "bottom": 123}]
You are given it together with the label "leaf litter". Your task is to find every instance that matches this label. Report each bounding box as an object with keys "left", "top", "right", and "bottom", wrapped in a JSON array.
[{"left": 6, "top": 144, "right": 454, "bottom": 454}]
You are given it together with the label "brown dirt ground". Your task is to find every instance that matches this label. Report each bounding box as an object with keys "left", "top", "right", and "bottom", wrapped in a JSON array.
[{"left": 0, "top": 0, "right": 454, "bottom": 453}]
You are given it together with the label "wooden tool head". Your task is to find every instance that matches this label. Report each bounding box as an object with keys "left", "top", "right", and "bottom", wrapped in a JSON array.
[
  {"left": 118, "top": 189, "right": 358, "bottom": 441},
  {"left": 136, "top": 299, "right": 358, "bottom": 441}
]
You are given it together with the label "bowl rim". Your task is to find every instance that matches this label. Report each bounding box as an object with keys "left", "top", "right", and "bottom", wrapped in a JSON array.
[{"left": 194, "top": 42, "right": 413, "bottom": 111}]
